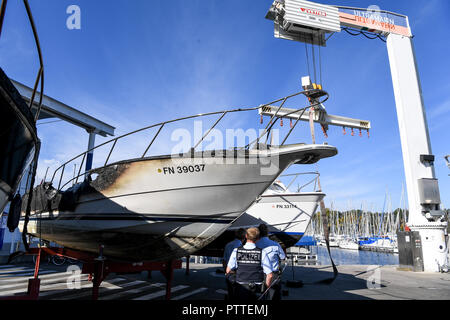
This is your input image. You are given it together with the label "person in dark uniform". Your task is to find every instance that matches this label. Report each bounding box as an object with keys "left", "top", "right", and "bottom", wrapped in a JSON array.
[
  {"left": 226, "top": 227, "right": 274, "bottom": 301},
  {"left": 223, "top": 228, "right": 246, "bottom": 299},
  {"left": 223, "top": 228, "right": 247, "bottom": 270}
]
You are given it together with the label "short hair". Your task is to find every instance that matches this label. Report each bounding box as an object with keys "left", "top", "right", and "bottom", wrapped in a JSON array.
[
  {"left": 246, "top": 227, "right": 260, "bottom": 242},
  {"left": 258, "top": 224, "right": 269, "bottom": 237},
  {"left": 235, "top": 228, "right": 246, "bottom": 240}
]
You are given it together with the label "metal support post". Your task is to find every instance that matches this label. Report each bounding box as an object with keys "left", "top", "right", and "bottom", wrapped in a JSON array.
[
  {"left": 163, "top": 260, "right": 175, "bottom": 300},
  {"left": 386, "top": 33, "right": 447, "bottom": 272},
  {"left": 185, "top": 255, "right": 190, "bottom": 275},
  {"left": 85, "top": 131, "right": 96, "bottom": 173}
]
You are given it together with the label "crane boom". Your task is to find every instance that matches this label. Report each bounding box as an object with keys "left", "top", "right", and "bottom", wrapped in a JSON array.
[{"left": 265, "top": 0, "right": 447, "bottom": 272}]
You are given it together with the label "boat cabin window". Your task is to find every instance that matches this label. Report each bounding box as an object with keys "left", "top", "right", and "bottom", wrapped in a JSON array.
[{"left": 269, "top": 183, "right": 286, "bottom": 192}]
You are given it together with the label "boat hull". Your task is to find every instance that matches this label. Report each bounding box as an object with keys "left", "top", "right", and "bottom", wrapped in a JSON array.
[
  {"left": 196, "top": 192, "right": 324, "bottom": 257},
  {"left": 234, "top": 192, "right": 323, "bottom": 235},
  {"left": 22, "top": 144, "right": 337, "bottom": 261},
  {"left": 338, "top": 241, "right": 359, "bottom": 250}
]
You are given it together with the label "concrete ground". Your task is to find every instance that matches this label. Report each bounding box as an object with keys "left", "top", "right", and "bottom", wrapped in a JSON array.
[
  {"left": 0, "top": 261, "right": 449, "bottom": 300},
  {"left": 151, "top": 263, "right": 450, "bottom": 300},
  {"left": 278, "top": 264, "right": 450, "bottom": 300}
]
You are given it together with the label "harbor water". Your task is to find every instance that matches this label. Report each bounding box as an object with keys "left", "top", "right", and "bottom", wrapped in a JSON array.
[
  {"left": 314, "top": 246, "right": 399, "bottom": 266},
  {"left": 194, "top": 246, "right": 399, "bottom": 266}
]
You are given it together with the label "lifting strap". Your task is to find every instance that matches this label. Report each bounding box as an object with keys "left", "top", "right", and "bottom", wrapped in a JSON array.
[{"left": 308, "top": 104, "right": 338, "bottom": 284}]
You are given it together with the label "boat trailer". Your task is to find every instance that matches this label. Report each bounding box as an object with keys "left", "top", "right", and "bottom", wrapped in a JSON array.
[{"left": 0, "top": 246, "right": 182, "bottom": 300}]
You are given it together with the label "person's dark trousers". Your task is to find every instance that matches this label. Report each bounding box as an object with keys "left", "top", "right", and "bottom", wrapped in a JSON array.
[
  {"left": 266, "top": 272, "right": 281, "bottom": 300},
  {"left": 234, "top": 283, "right": 262, "bottom": 301},
  {"left": 225, "top": 273, "right": 236, "bottom": 300}
]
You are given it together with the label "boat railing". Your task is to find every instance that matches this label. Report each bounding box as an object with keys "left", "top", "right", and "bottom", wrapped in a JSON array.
[
  {"left": 0, "top": 1, "right": 6, "bottom": 37},
  {"left": 23, "top": 0, "right": 45, "bottom": 122},
  {"left": 1, "top": 0, "right": 45, "bottom": 251},
  {"left": 281, "top": 172, "right": 321, "bottom": 192},
  {"left": 49, "top": 87, "right": 329, "bottom": 191},
  {"left": 0, "top": 0, "right": 45, "bottom": 121}
]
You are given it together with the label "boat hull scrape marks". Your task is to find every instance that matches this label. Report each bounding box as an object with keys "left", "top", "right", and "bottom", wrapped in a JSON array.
[{"left": 21, "top": 144, "right": 337, "bottom": 261}]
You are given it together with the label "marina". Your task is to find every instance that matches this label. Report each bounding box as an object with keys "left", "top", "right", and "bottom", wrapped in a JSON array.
[
  {"left": 315, "top": 246, "right": 399, "bottom": 266},
  {"left": 0, "top": 0, "right": 449, "bottom": 306},
  {"left": 310, "top": 205, "right": 405, "bottom": 254}
]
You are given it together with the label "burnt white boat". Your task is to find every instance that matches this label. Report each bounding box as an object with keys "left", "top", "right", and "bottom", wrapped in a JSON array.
[
  {"left": 197, "top": 172, "right": 325, "bottom": 256},
  {"left": 20, "top": 87, "right": 337, "bottom": 262}
]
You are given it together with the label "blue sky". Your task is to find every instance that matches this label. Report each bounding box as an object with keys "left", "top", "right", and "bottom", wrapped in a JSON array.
[{"left": 1, "top": 0, "right": 449, "bottom": 212}]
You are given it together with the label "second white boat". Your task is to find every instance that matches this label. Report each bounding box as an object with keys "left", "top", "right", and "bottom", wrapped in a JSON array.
[{"left": 198, "top": 172, "right": 325, "bottom": 256}]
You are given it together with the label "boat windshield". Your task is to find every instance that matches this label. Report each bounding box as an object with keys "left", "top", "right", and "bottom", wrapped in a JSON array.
[{"left": 268, "top": 182, "right": 287, "bottom": 193}]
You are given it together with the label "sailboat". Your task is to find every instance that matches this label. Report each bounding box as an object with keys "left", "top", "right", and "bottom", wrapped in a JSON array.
[
  {"left": 338, "top": 209, "right": 359, "bottom": 250},
  {"left": 318, "top": 205, "right": 339, "bottom": 247},
  {"left": 338, "top": 237, "right": 359, "bottom": 250}
]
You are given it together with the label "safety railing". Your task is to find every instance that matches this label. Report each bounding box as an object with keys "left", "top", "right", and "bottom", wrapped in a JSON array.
[
  {"left": 281, "top": 171, "right": 320, "bottom": 193},
  {"left": 1, "top": 0, "right": 45, "bottom": 120},
  {"left": 23, "top": 0, "right": 45, "bottom": 121},
  {"left": 0, "top": 1, "right": 7, "bottom": 37},
  {"left": 50, "top": 88, "right": 329, "bottom": 191}
]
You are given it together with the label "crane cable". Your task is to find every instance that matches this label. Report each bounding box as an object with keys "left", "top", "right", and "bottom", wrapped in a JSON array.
[
  {"left": 304, "top": 41, "right": 311, "bottom": 80},
  {"left": 319, "top": 43, "right": 323, "bottom": 88},
  {"left": 311, "top": 43, "right": 317, "bottom": 85},
  {"left": 304, "top": 33, "right": 323, "bottom": 87}
]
